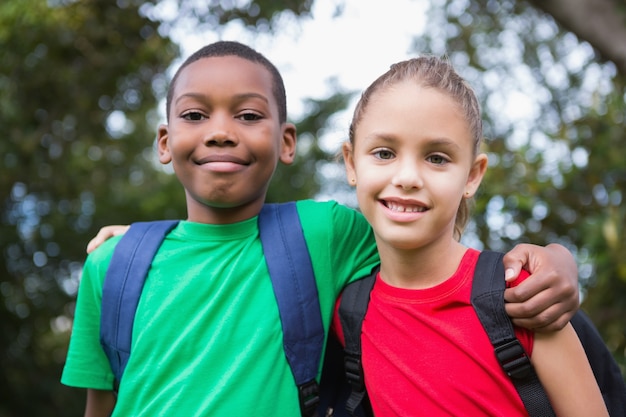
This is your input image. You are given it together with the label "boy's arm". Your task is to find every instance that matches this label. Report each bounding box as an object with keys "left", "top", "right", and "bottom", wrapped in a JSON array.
[
  {"left": 85, "top": 389, "right": 116, "bottom": 417},
  {"left": 87, "top": 225, "right": 129, "bottom": 253},
  {"left": 503, "top": 243, "right": 578, "bottom": 332},
  {"left": 88, "top": 224, "right": 579, "bottom": 333}
]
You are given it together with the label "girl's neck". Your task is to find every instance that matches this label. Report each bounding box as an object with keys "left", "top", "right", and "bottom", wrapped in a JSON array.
[{"left": 376, "top": 239, "right": 468, "bottom": 289}]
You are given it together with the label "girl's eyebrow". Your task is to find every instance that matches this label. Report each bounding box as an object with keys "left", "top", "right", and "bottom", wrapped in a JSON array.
[
  {"left": 361, "top": 132, "right": 399, "bottom": 143},
  {"left": 361, "top": 133, "right": 462, "bottom": 150},
  {"left": 426, "top": 137, "right": 462, "bottom": 150}
]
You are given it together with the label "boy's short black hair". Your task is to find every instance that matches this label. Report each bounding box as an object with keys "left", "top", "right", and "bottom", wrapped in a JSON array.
[{"left": 165, "top": 41, "right": 288, "bottom": 123}]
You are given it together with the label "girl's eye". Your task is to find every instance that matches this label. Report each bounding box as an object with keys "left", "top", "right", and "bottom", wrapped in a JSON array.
[
  {"left": 427, "top": 154, "right": 449, "bottom": 165},
  {"left": 181, "top": 111, "right": 204, "bottom": 121},
  {"left": 373, "top": 149, "right": 395, "bottom": 160}
]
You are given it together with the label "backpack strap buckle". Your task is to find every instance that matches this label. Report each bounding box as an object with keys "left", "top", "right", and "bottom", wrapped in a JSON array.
[
  {"left": 298, "top": 379, "right": 320, "bottom": 417},
  {"left": 343, "top": 353, "right": 365, "bottom": 392},
  {"left": 495, "top": 339, "right": 533, "bottom": 380}
]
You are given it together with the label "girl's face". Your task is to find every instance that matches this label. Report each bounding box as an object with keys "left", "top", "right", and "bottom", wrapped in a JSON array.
[{"left": 344, "top": 81, "right": 487, "bottom": 253}]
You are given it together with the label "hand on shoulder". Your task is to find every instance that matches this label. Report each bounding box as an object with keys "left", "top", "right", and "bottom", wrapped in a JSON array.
[{"left": 87, "top": 225, "right": 130, "bottom": 253}]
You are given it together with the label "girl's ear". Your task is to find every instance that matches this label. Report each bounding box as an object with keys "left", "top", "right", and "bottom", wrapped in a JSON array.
[
  {"left": 279, "top": 123, "right": 297, "bottom": 165},
  {"left": 342, "top": 142, "right": 357, "bottom": 187},
  {"left": 465, "top": 153, "right": 488, "bottom": 198},
  {"left": 157, "top": 124, "right": 172, "bottom": 164}
]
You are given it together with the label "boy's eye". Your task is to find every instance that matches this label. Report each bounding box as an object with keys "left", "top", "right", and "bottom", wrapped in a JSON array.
[
  {"left": 373, "top": 149, "right": 395, "bottom": 160},
  {"left": 181, "top": 111, "right": 205, "bottom": 121},
  {"left": 237, "top": 112, "right": 263, "bottom": 122}
]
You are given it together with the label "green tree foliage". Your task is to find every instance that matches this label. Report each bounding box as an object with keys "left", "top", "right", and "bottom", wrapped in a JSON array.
[
  {"left": 0, "top": 0, "right": 179, "bottom": 414},
  {"left": 0, "top": 0, "right": 340, "bottom": 414},
  {"left": 270, "top": 84, "right": 354, "bottom": 202},
  {"left": 413, "top": 0, "right": 626, "bottom": 374},
  {"left": 3, "top": 0, "right": 625, "bottom": 414}
]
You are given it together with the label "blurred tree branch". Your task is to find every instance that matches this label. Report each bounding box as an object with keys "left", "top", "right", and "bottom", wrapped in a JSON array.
[{"left": 529, "top": 0, "right": 626, "bottom": 74}]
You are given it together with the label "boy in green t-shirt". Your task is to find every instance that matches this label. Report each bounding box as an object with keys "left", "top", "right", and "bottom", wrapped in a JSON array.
[{"left": 62, "top": 41, "right": 579, "bottom": 417}]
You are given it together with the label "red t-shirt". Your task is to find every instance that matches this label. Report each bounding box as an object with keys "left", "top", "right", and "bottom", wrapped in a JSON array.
[{"left": 333, "top": 249, "right": 533, "bottom": 416}]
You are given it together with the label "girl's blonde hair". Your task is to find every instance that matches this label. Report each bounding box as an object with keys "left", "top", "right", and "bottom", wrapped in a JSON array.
[{"left": 348, "top": 56, "right": 483, "bottom": 240}]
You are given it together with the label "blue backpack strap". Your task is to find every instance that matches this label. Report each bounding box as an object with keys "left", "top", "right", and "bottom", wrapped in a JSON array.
[
  {"left": 100, "top": 204, "right": 323, "bottom": 416},
  {"left": 471, "top": 250, "right": 556, "bottom": 417},
  {"left": 258, "top": 202, "right": 324, "bottom": 417},
  {"left": 100, "top": 220, "right": 179, "bottom": 391}
]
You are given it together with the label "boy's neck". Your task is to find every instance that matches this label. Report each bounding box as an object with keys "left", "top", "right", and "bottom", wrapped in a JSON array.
[
  {"left": 185, "top": 198, "right": 266, "bottom": 225},
  {"left": 377, "top": 240, "right": 468, "bottom": 290}
]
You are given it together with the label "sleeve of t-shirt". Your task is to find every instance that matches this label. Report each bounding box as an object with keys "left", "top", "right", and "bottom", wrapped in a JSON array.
[
  {"left": 507, "top": 269, "right": 535, "bottom": 356},
  {"left": 331, "top": 295, "right": 346, "bottom": 347},
  {"left": 296, "top": 200, "right": 379, "bottom": 292},
  {"left": 61, "top": 238, "right": 119, "bottom": 389}
]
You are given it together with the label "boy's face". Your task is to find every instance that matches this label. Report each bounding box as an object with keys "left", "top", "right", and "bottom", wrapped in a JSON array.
[{"left": 157, "top": 56, "right": 296, "bottom": 224}]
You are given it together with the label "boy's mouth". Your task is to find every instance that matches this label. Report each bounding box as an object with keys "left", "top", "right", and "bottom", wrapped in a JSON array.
[
  {"left": 196, "top": 154, "right": 249, "bottom": 165},
  {"left": 195, "top": 154, "right": 250, "bottom": 173}
]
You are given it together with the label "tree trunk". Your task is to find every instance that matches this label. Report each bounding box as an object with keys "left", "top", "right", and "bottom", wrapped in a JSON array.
[{"left": 529, "top": 0, "right": 626, "bottom": 75}]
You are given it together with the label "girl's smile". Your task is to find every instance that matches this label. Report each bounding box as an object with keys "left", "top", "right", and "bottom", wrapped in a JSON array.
[{"left": 380, "top": 197, "right": 429, "bottom": 222}]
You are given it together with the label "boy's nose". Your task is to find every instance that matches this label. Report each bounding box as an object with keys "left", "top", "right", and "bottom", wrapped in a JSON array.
[
  {"left": 204, "top": 130, "right": 237, "bottom": 146},
  {"left": 203, "top": 116, "right": 237, "bottom": 146}
]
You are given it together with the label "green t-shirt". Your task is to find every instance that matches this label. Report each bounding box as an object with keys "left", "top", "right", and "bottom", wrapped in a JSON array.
[{"left": 61, "top": 200, "right": 378, "bottom": 416}]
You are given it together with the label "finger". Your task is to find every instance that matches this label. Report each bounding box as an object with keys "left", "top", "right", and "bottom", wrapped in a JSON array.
[
  {"left": 502, "top": 244, "right": 533, "bottom": 281},
  {"left": 86, "top": 237, "right": 100, "bottom": 254},
  {"left": 504, "top": 272, "right": 554, "bottom": 304},
  {"left": 504, "top": 267, "right": 518, "bottom": 282},
  {"left": 505, "top": 287, "right": 578, "bottom": 331},
  {"left": 86, "top": 225, "right": 129, "bottom": 253},
  {"left": 505, "top": 287, "right": 560, "bottom": 318},
  {"left": 509, "top": 304, "right": 572, "bottom": 332}
]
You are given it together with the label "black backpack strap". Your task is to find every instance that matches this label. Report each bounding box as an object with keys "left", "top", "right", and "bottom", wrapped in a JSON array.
[
  {"left": 100, "top": 220, "right": 179, "bottom": 391},
  {"left": 570, "top": 310, "right": 626, "bottom": 416},
  {"left": 259, "top": 202, "right": 324, "bottom": 417},
  {"left": 471, "top": 250, "right": 556, "bottom": 417},
  {"left": 336, "top": 267, "right": 378, "bottom": 416}
]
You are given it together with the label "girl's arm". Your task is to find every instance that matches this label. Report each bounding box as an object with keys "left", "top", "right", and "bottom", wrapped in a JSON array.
[
  {"left": 503, "top": 243, "right": 579, "bottom": 332},
  {"left": 84, "top": 389, "right": 116, "bottom": 417},
  {"left": 531, "top": 323, "right": 608, "bottom": 417},
  {"left": 86, "top": 225, "right": 129, "bottom": 253}
]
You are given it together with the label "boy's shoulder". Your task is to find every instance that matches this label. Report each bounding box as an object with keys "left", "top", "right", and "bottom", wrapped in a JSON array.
[
  {"left": 295, "top": 199, "right": 363, "bottom": 221},
  {"left": 85, "top": 234, "right": 123, "bottom": 267},
  {"left": 295, "top": 198, "right": 339, "bottom": 210}
]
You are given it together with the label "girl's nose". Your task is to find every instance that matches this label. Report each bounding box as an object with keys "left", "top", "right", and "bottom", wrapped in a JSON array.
[{"left": 390, "top": 160, "right": 423, "bottom": 190}]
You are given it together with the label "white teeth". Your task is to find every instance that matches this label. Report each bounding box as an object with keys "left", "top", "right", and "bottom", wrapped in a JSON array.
[{"left": 386, "top": 201, "right": 425, "bottom": 213}]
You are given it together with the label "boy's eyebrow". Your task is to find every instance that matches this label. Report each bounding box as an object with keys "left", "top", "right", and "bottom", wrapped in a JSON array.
[
  {"left": 175, "top": 92, "right": 270, "bottom": 105},
  {"left": 233, "top": 93, "right": 270, "bottom": 104}
]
